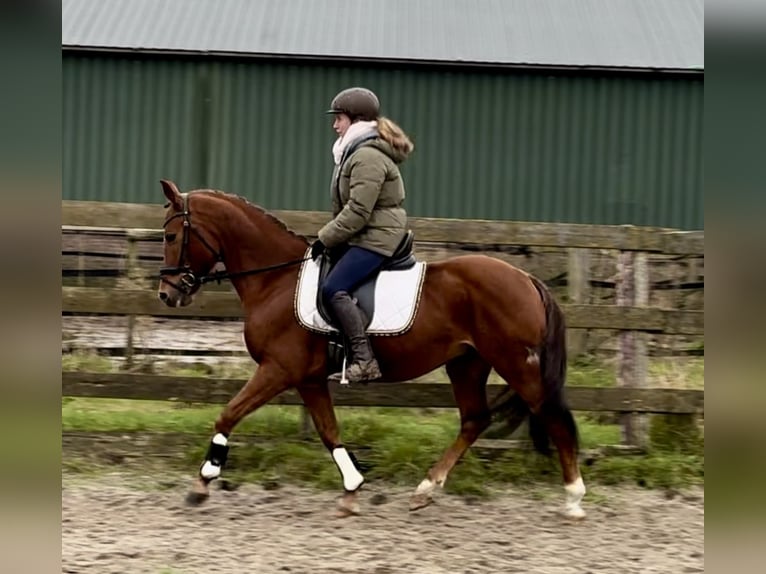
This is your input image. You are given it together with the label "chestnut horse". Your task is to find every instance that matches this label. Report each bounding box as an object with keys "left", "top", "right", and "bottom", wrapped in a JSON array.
[{"left": 157, "top": 180, "right": 586, "bottom": 519}]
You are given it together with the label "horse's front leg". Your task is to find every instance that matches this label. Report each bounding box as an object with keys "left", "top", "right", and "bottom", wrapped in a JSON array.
[
  {"left": 297, "top": 381, "right": 365, "bottom": 517},
  {"left": 186, "top": 361, "right": 290, "bottom": 505}
]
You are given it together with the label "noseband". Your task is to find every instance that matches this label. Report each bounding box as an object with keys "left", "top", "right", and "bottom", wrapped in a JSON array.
[{"left": 159, "top": 193, "right": 311, "bottom": 294}]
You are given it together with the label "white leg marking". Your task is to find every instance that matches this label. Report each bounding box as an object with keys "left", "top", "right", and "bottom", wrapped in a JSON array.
[
  {"left": 414, "top": 478, "right": 436, "bottom": 496},
  {"left": 200, "top": 461, "right": 221, "bottom": 479},
  {"left": 212, "top": 433, "right": 228, "bottom": 446},
  {"left": 564, "top": 476, "right": 586, "bottom": 518},
  {"left": 332, "top": 447, "right": 364, "bottom": 491}
]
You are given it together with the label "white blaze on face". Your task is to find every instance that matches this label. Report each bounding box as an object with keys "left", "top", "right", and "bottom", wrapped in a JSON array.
[{"left": 332, "top": 447, "right": 364, "bottom": 491}]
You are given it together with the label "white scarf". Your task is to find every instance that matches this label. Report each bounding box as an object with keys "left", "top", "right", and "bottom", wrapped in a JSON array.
[{"left": 332, "top": 120, "right": 378, "bottom": 165}]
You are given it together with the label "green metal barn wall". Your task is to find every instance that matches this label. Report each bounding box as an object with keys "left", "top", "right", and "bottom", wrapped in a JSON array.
[{"left": 63, "top": 54, "right": 703, "bottom": 229}]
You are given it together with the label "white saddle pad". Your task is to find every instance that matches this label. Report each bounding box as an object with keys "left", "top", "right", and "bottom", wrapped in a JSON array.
[{"left": 293, "top": 250, "right": 427, "bottom": 336}]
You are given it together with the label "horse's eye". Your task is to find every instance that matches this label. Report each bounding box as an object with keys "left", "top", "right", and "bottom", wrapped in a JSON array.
[{"left": 165, "top": 233, "right": 177, "bottom": 242}]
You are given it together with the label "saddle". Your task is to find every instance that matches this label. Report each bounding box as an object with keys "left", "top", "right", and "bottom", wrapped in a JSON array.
[
  {"left": 314, "top": 231, "right": 416, "bottom": 373},
  {"left": 315, "top": 230, "right": 416, "bottom": 329}
]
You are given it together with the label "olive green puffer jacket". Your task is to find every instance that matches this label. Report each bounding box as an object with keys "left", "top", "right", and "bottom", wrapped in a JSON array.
[{"left": 317, "top": 138, "right": 410, "bottom": 257}]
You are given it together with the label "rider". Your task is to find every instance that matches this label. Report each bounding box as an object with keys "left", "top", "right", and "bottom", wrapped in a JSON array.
[{"left": 311, "top": 87, "right": 415, "bottom": 384}]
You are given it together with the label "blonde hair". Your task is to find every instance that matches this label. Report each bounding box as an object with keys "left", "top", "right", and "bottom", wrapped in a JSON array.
[{"left": 377, "top": 117, "right": 414, "bottom": 155}]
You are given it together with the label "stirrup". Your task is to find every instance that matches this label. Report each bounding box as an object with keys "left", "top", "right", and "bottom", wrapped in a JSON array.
[
  {"left": 340, "top": 354, "right": 349, "bottom": 386},
  {"left": 327, "top": 355, "right": 350, "bottom": 385}
]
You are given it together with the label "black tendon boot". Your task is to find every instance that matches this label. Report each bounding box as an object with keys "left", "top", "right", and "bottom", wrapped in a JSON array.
[{"left": 327, "top": 290, "right": 382, "bottom": 383}]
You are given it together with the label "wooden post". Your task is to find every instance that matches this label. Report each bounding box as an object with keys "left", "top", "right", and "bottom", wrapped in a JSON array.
[
  {"left": 687, "top": 257, "right": 699, "bottom": 291},
  {"left": 567, "top": 248, "right": 591, "bottom": 358},
  {"left": 616, "top": 250, "right": 648, "bottom": 447},
  {"left": 633, "top": 253, "right": 649, "bottom": 447},
  {"left": 77, "top": 234, "right": 86, "bottom": 287},
  {"left": 123, "top": 235, "right": 138, "bottom": 370},
  {"left": 125, "top": 316, "right": 136, "bottom": 370}
]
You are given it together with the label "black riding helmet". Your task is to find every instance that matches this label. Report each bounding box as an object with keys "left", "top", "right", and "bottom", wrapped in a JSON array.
[{"left": 325, "top": 87, "right": 380, "bottom": 122}]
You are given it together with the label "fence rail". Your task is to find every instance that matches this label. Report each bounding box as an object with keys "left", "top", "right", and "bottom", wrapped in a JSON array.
[
  {"left": 62, "top": 286, "right": 703, "bottom": 335},
  {"left": 62, "top": 372, "right": 704, "bottom": 414},
  {"left": 62, "top": 201, "right": 704, "bottom": 254}
]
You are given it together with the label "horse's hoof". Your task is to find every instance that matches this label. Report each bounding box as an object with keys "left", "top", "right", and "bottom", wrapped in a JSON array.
[
  {"left": 185, "top": 490, "right": 210, "bottom": 506},
  {"left": 335, "top": 493, "right": 360, "bottom": 517},
  {"left": 562, "top": 506, "right": 587, "bottom": 521},
  {"left": 408, "top": 493, "right": 434, "bottom": 512},
  {"left": 335, "top": 505, "right": 360, "bottom": 518}
]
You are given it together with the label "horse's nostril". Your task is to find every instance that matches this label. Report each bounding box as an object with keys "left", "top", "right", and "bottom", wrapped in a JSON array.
[{"left": 159, "top": 291, "right": 168, "bottom": 301}]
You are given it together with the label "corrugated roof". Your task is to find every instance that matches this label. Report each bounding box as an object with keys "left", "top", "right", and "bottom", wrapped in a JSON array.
[{"left": 62, "top": 0, "right": 704, "bottom": 71}]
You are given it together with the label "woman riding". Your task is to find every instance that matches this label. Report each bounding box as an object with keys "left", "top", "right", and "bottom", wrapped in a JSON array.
[{"left": 311, "top": 87, "right": 415, "bottom": 384}]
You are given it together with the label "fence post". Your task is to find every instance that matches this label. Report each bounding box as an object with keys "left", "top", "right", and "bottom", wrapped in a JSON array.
[
  {"left": 567, "top": 248, "right": 591, "bottom": 358},
  {"left": 634, "top": 252, "right": 649, "bottom": 447},
  {"left": 77, "top": 234, "right": 86, "bottom": 286},
  {"left": 123, "top": 233, "right": 139, "bottom": 370},
  {"left": 616, "top": 250, "right": 648, "bottom": 447}
]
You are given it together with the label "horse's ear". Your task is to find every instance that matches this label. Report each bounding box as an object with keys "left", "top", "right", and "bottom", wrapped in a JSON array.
[{"left": 160, "top": 179, "right": 184, "bottom": 211}]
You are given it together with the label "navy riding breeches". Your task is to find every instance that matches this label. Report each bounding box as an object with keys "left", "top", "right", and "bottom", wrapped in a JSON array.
[{"left": 320, "top": 246, "right": 387, "bottom": 304}]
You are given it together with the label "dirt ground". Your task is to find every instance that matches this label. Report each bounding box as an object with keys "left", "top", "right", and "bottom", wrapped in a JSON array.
[{"left": 62, "top": 470, "right": 704, "bottom": 574}]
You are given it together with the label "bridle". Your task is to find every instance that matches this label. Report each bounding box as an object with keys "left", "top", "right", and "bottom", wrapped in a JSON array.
[{"left": 158, "top": 193, "right": 311, "bottom": 295}]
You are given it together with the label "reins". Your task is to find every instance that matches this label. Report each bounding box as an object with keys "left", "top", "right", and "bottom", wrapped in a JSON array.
[{"left": 196, "top": 255, "right": 312, "bottom": 285}]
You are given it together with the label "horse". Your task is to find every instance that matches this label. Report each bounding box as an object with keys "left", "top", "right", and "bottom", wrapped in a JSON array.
[{"left": 157, "top": 179, "right": 587, "bottom": 519}]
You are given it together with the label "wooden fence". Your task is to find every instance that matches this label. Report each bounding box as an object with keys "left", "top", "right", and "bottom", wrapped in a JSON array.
[
  {"left": 62, "top": 371, "right": 703, "bottom": 413},
  {"left": 62, "top": 286, "right": 703, "bottom": 334},
  {"left": 61, "top": 200, "right": 704, "bottom": 448},
  {"left": 62, "top": 200, "right": 704, "bottom": 253}
]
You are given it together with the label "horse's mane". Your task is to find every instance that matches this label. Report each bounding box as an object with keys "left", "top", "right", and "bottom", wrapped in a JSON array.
[{"left": 198, "top": 189, "right": 309, "bottom": 244}]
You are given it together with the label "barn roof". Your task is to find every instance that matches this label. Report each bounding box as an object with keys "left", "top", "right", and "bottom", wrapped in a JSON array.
[{"left": 62, "top": 0, "right": 704, "bottom": 72}]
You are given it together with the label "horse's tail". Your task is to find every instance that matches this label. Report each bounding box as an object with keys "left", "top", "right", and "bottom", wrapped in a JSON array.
[
  {"left": 488, "top": 275, "right": 578, "bottom": 456},
  {"left": 529, "top": 275, "right": 567, "bottom": 406},
  {"left": 527, "top": 275, "right": 578, "bottom": 456}
]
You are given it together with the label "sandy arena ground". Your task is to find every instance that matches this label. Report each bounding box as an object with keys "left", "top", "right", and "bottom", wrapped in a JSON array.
[{"left": 62, "top": 470, "right": 704, "bottom": 574}]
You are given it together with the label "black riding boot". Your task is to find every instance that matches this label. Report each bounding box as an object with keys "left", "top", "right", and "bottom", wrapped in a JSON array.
[{"left": 327, "top": 290, "right": 382, "bottom": 384}]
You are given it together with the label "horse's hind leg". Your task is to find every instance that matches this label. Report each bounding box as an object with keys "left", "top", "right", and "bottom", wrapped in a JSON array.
[
  {"left": 410, "top": 349, "right": 491, "bottom": 511},
  {"left": 532, "top": 390, "right": 585, "bottom": 519},
  {"left": 297, "top": 381, "right": 365, "bottom": 518},
  {"left": 493, "top": 353, "right": 586, "bottom": 519}
]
